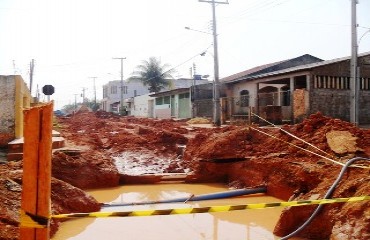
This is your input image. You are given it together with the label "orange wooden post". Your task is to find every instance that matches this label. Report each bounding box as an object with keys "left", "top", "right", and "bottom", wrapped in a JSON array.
[{"left": 20, "top": 102, "right": 53, "bottom": 240}]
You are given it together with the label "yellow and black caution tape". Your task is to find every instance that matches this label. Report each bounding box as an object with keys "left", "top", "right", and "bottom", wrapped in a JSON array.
[
  {"left": 20, "top": 210, "right": 49, "bottom": 229},
  {"left": 20, "top": 195, "right": 370, "bottom": 228},
  {"left": 21, "top": 196, "right": 370, "bottom": 228}
]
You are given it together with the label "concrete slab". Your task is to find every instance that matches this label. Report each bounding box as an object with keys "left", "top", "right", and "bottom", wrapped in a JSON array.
[
  {"left": 52, "top": 130, "right": 61, "bottom": 137},
  {"left": 7, "top": 136, "right": 65, "bottom": 161},
  {"left": 52, "top": 137, "right": 65, "bottom": 149}
]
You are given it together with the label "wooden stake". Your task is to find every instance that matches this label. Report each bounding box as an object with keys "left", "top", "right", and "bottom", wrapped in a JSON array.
[{"left": 20, "top": 102, "right": 53, "bottom": 240}]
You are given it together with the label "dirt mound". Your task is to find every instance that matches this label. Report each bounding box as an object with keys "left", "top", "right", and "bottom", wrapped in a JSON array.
[
  {"left": 52, "top": 150, "right": 120, "bottom": 189},
  {"left": 183, "top": 112, "right": 370, "bottom": 239},
  {"left": 183, "top": 127, "right": 250, "bottom": 161},
  {"left": 0, "top": 161, "right": 101, "bottom": 239},
  {"left": 58, "top": 112, "right": 189, "bottom": 155}
]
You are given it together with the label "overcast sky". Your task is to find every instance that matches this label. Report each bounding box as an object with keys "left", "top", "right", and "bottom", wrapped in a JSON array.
[{"left": 0, "top": 0, "right": 369, "bottom": 109}]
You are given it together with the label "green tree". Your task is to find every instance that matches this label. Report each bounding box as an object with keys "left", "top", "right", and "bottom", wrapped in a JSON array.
[
  {"left": 130, "top": 57, "right": 174, "bottom": 92},
  {"left": 62, "top": 103, "right": 76, "bottom": 113}
]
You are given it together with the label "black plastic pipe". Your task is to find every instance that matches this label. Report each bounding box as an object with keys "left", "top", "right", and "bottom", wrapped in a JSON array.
[
  {"left": 102, "top": 187, "right": 267, "bottom": 207},
  {"left": 281, "top": 157, "right": 370, "bottom": 240}
]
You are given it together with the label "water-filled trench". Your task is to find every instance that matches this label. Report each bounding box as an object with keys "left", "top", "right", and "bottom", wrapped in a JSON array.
[{"left": 52, "top": 183, "right": 295, "bottom": 240}]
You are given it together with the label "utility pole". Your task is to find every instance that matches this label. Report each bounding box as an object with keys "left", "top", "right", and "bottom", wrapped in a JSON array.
[
  {"left": 13, "top": 60, "right": 17, "bottom": 74},
  {"left": 89, "top": 77, "right": 97, "bottom": 109},
  {"left": 199, "top": 0, "right": 228, "bottom": 126},
  {"left": 350, "top": 0, "right": 358, "bottom": 125},
  {"left": 74, "top": 94, "right": 78, "bottom": 111},
  {"left": 113, "top": 57, "right": 126, "bottom": 115},
  {"left": 29, "top": 59, "right": 35, "bottom": 94},
  {"left": 81, "top": 87, "right": 88, "bottom": 103}
]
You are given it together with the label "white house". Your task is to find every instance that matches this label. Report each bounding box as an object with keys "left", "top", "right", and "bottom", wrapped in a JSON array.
[
  {"left": 150, "top": 88, "right": 191, "bottom": 119},
  {"left": 101, "top": 79, "right": 149, "bottom": 113},
  {"left": 101, "top": 77, "right": 209, "bottom": 115},
  {"left": 128, "top": 93, "right": 155, "bottom": 118}
]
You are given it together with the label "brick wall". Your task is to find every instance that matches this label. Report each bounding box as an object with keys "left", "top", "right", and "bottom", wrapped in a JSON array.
[
  {"left": 360, "top": 91, "right": 370, "bottom": 123},
  {"left": 308, "top": 55, "right": 370, "bottom": 124},
  {"left": 0, "top": 76, "right": 16, "bottom": 147},
  {"left": 309, "top": 89, "right": 370, "bottom": 124},
  {"left": 309, "top": 89, "right": 350, "bottom": 121}
]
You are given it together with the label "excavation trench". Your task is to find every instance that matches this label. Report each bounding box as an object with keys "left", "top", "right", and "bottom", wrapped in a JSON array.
[
  {"left": 52, "top": 183, "right": 293, "bottom": 240},
  {"left": 47, "top": 112, "right": 370, "bottom": 240}
]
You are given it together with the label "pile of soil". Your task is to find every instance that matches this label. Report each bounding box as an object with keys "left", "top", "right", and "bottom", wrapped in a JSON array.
[
  {"left": 183, "top": 112, "right": 370, "bottom": 239},
  {"left": 0, "top": 161, "right": 100, "bottom": 240},
  {"left": 0, "top": 111, "right": 369, "bottom": 239}
]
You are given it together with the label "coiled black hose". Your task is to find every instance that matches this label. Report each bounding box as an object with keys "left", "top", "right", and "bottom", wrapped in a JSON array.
[{"left": 281, "top": 157, "right": 370, "bottom": 240}]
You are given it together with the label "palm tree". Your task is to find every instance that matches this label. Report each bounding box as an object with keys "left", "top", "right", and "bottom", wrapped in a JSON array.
[{"left": 130, "top": 57, "right": 174, "bottom": 93}]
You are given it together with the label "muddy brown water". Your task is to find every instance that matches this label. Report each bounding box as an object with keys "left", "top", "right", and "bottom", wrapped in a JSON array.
[{"left": 52, "top": 183, "right": 299, "bottom": 240}]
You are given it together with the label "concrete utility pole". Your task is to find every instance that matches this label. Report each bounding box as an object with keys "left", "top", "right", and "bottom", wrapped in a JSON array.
[
  {"left": 89, "top": 77, "right": 97, "bottom": 107},
  {"left": 112, "top": 57, "right": 126, "bottom": 114},
  {"left": 13, "top": 60, "right": 17, "bottom": 74},
  {"left": 199, "top": 0, "right": 228, "bottom": 126},
  {"left": 74, "top": 94, "right": 78, "bottom": 110},
  {"left": 29, "top": 59, "right": 35, "bottom": 94},
  {"left": 81, "top": 87, "right": 87, "bottom": 103},
  {"left": 350, "top": 0, "right": 358, "bottom": 125}
]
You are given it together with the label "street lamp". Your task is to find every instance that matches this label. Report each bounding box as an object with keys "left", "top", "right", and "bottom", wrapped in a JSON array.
[
  {"left": 184, "top": 26, "right": 212, "bottom": 35},
  {"left": 358, "top": 28, "right": 370, "bottom": 45}
]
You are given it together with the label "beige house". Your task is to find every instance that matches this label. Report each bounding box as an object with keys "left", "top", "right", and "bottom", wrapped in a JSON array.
[
  {"left": 0, "top": 75, "right": 32, "bottom": 147},
  {"left": 220, "top": 52, "right": 370, "bottom": 124}
]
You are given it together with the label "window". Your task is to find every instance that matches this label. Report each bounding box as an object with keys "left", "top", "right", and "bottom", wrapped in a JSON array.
[
  {"left": 103, "top": 86, "right": 108, "bottom": 98},
  {"left": 360, "top": 78, "right": 370, "bottom": 90},
  {"left": 314, "top": 75, "right": 350, "bottom": 90},
  {"left": 240, "top": 90, "right": 249, "bottom": 107},
  {"left": 179, "top": 93, "right": 190, "bottom": 99},
  {"left": 164, "top": 96, "right": 171, "bottom": 104},
  {"left": 111, "top": 85, "right": 117, "bottom": 94},
  {"left": 156, "top": 97, "right": 163, "bottom": 105}
]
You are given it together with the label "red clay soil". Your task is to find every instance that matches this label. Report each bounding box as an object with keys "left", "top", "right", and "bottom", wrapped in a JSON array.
[
  {"left": 183, "top": 112, "right": 370, "bottom": 239},
  {"left": 0, "top": 111, "right": 369, "bottom": 239},
  {"left": 0, "top": 161, "right": 100, "bottom": 240}
]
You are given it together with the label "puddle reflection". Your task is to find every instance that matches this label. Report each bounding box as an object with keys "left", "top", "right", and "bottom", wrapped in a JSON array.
[{"left": 52, "top": 183, "right": 284, "bottom": 240}]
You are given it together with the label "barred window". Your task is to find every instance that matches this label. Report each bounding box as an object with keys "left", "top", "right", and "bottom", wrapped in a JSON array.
[
  {"left": 240, "top": 90, "right": 249, "bottom": 107},
  {"left": 360, "top": 78, "right": 370, "bottom": 90},
  {"left": 314, "top": 75, "right": 350, "bottom": 90}
]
